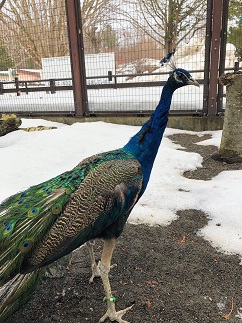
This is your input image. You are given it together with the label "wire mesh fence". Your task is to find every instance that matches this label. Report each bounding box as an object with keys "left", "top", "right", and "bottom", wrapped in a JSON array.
[
  {"left": 0, "top": 0, "right": 74, "bottom": 113},
  {"left": 82, "top": 0, "right": 207, "bottom": 114},
  {"left": 0, "top": 0, "right": 241, "bottom": 116}
]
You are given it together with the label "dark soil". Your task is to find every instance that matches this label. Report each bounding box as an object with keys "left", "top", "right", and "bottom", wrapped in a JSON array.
[
  {"left": 168, "top": 133, "right": 242, "bottom": 180},
  {"left": 6, "top": 134, "right": 242, "bottom": 323}
]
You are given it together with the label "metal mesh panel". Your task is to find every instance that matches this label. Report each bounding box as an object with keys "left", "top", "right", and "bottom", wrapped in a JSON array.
[
  {"left": 0, "top": 0, "right": 74, "bottom": 114},
  {"left": 82, "top": 0, "right": 207, "bottom": 114},
  {"left": 0, "top": 0, "right": 241, "bottom": 116}
]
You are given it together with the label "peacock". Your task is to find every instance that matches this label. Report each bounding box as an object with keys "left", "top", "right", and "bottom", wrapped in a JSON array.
[{"left": 0, "top": 53, "right": 199, "bottom": 323}]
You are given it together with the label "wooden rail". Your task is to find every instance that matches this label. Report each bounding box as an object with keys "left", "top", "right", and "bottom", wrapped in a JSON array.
[{"left": 0, "top": 70, "right": 205, "bottom": 96}]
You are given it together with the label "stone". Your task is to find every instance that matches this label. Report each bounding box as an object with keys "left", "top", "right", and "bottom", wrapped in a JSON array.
[{"left": 0, "top": 113, "right": 22, "bottom": 136}]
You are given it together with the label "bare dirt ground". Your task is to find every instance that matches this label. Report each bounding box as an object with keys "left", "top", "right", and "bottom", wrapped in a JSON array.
[{"left": 7, "top": 133, "right": 242, "bottom": 323}]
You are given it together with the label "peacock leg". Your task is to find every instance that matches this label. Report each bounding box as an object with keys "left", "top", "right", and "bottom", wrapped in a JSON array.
[
  {"left": 86, "top": 240, "right": 101, "bottom": 283},
  {"left": 99, "top": 238, "right": 133, "bottom": 323}
]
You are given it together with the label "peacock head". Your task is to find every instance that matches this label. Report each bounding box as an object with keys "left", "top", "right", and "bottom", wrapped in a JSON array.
[
  {"left": 169, "top": 68, "right": 200, "bottom": 89},
  {"left": 160, "top": 52, "right": 199, "bottom": 89}
]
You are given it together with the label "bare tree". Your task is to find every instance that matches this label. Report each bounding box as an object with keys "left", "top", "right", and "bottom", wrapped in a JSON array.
[
  {"left": 0, "top": 0, "right": 69, "bottom": 67},
  {"left": 0, "top": 0, "right": 121, "bottom": 67},
  {"left": 80, "top": 0, "right": 121, "bottom": 53},
  {"left": 120, "top": 0, "right": 207, "bottom": 54}
]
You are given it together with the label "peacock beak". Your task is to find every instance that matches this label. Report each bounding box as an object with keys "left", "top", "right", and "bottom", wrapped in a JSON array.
[{"left": 187, "top": 78, "right": 200, "bottom": 87}]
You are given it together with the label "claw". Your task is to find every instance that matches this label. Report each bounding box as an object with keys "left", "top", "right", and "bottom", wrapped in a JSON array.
[{"left": 99, "top": 304, "right": 134, "bottom": 323}]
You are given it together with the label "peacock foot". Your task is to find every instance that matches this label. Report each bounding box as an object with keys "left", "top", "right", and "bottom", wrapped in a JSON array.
[
  {"left": 89, "top": 262, "right": 101, "bottom": 283},
  {"left": 98, "top": 239, "right": 132, "bottom": 322},
  {"left": 99, "top": 303, "right": 134, "bottom": 323}
]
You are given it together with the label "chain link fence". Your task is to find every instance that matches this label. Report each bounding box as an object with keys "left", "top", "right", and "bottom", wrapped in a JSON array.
[
  {"left": 0, "top": 0, "right": 74, "bottom": 114},
  {"left": 0, "top": 0, "right": 241, "bottom": 116}
]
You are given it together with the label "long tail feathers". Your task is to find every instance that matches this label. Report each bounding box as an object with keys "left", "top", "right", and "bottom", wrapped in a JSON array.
[{"left": 0, "top": 271, "right": 40, "bottom": 323}]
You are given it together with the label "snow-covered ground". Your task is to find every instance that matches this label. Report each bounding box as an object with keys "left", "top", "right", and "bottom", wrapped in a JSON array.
[
  {"left": 1, "top": 119, "right": 242, "bottom": 263},
  {"left": 0, "top": 85, "right": 204, "bottom": 113}
]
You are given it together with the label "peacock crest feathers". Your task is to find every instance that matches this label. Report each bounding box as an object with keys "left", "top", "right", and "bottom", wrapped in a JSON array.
[{"left": 160, "top": 51, "right": 176, "bottom": 70}]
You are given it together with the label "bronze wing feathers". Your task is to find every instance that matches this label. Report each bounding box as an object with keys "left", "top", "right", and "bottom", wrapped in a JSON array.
[{"left": 26, "top": 158, "right": 143, "bottom": 270}]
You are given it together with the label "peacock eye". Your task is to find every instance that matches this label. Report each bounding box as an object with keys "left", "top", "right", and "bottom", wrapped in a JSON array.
[{"left": 174, "top": 71, "right": 184, "bottom": 83}]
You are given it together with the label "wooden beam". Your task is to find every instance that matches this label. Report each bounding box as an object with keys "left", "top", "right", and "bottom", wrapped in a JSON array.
[
  {"left": 207, "top": 0, "right": 223, "bottom": 115},
  {"left": 65, "top": 0, "right": 88, "bottom": 116}
]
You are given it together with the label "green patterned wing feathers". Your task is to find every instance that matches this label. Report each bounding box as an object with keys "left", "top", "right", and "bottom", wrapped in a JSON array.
[
  {"left": 0, "top": 150, "right": 141, "bottom": 321},
  {"left": 0, "top": 155, "right": 101, "bottom": 285},
  {"left": 27, "top": 159, "right": 143, "bottom": 269}
]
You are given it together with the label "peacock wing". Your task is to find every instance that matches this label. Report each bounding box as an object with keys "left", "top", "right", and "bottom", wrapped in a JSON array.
[
  {"left": 0, "top": 153, "right": 104, "bottom": 286},
  {"left": 26, "top": 158, "right": 143, "bottom": 270}
]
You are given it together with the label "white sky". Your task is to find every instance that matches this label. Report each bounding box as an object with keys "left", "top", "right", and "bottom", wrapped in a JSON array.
[{"left": 1, "top": 119, "right": 242, "bottom": 263}]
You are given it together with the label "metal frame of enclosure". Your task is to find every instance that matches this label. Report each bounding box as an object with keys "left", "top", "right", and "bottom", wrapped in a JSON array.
[{"left": 0, "top": 0, "right": 240, "bottom": 117}]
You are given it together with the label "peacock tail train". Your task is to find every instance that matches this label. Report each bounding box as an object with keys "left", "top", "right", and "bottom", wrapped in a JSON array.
[{"left": 0, "top": 272, "right": 40, "bottom": 323}]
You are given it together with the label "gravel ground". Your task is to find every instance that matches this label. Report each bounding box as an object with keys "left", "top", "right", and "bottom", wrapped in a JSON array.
[{"left": 6, "top": 133, "right": 242, "bottom": 323}]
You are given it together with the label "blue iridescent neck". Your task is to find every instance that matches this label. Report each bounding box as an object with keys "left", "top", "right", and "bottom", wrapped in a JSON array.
[{"left": 123, "top": 80, "right": 175, "bottom": 192}]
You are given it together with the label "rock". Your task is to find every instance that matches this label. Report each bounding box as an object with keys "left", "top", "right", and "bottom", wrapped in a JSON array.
[{"left": 0, "top": 113, "right": 22, "bottom": 136}]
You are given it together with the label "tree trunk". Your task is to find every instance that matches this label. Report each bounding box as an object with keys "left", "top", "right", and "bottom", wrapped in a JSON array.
[{"left": 219, "top": 71, "right": 242, "bottom": 163}]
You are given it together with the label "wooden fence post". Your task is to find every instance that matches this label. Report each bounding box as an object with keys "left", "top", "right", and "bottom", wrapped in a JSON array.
[
  {"left": 0, "top": 82, "right": 3, "bottom": 95},
  {"left": 207, "top": 0, "right": 223, "bottom": 115},
  {"left": 15, "top": 77, "right": 20, "bottom": 96},
  {"left": 203, "top": 0, "right": 229, "bottom": 116},
  {"left": 217, "top": 0, "right": 229, "bottom": 114},
  {"left": 65, "top": 0, "right": 88, "bottom": 116}
]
